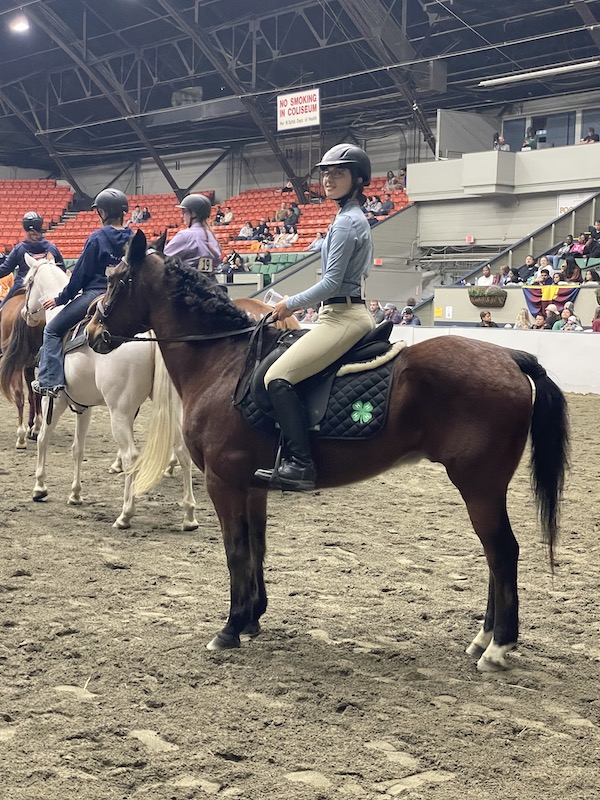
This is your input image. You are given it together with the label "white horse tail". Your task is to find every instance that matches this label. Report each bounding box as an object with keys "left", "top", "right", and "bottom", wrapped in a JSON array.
[{"left": 131, "top": 340, "right": 178, "bottom": 496}]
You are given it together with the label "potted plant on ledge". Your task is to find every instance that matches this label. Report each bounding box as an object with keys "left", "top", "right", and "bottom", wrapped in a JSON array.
[{"left": 467, "top": 286, "right": 508, "bottom": 308}]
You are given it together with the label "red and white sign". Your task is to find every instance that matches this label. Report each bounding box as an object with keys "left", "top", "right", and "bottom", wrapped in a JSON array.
[{"left": 277, "top": 89, "right": 320, "bottom": 131}]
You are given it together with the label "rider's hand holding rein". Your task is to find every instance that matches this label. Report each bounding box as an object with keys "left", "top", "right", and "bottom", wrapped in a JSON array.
[
  {"left": 43, "top": 298, "right": 57, "bottom": 310},
  {"left": 271, "top": 299, "right": 294, "bottom": 321}
]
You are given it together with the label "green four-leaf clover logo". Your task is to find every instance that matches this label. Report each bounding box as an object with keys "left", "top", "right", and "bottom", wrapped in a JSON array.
[{"left": 351, "top": 400, "right": 374, "bottom": 424}]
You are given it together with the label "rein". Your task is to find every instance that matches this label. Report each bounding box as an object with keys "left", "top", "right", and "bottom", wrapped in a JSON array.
[{"left": 100, "top": 326, "right": 259, "bottom": 346}]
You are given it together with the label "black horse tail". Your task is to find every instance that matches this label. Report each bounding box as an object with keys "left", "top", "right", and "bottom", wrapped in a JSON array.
[
  {"left": 510, "top": 350, "right": 570, "bottom": 569},
  {"left": 0, "top": 314, "right": 35, "bottom": 403}
]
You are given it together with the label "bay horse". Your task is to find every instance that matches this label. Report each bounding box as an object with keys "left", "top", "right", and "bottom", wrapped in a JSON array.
[
  {"left": 13, "top": 252, "right": 199, "bottom": 531},
  {"left": 0, "top": 291, "right": 43, "bottom": 448},
  {"left": 87, "top": 229, "right": 569, "bottom": 672}
]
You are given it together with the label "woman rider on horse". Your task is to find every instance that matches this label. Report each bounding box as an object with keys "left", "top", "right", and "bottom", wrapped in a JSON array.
[
  {"left": 163, "top": 193, "right": 221, "bottom": 272},
  {"left": 255, "top": 144, "right": 375, "bottom": 492},
  {"left": 33, "top": 188, "right": 133, "bottom": 397}
]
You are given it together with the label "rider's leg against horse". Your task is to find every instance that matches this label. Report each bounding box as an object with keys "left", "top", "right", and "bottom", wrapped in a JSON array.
[
  {"left": 255, "top": 379, "right": 316, "bottom": 491},
  {"left": 34, "top": 290, "right": 100, "bottom": 396}
]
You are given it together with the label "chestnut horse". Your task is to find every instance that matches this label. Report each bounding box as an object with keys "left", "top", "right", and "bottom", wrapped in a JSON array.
[
  {"left": 87, "top": 230, "right": 569, "bottom": 672},
  {"left": 0, "top": 292, "right": 43, "bottom": 448}
]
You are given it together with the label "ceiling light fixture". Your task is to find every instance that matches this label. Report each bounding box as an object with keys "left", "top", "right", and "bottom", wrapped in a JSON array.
[
  {"left": 478, "top": 60, "right": 600, "bottom": 87},
  {"left": 9, "top": 13, "right": 30, "bottom": 33}
]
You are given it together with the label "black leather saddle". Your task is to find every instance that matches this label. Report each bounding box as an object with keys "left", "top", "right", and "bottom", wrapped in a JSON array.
[{"left": 235, "top": 318, "right": 393, "bottom": 429}]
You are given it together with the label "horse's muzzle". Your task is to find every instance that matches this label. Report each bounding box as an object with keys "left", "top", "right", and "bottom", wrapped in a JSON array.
[{"left": 89, "top": 328, "right": 115, "bottom": 354}]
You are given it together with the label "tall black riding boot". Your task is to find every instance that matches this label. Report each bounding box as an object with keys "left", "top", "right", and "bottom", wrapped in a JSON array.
[{"left": 254, "top": 378, "right": 316, "bottom": 491}]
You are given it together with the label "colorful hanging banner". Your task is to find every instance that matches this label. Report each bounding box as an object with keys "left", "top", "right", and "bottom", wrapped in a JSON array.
[{"left": 522, "top": 286, "right": 580, "bottom": 317}]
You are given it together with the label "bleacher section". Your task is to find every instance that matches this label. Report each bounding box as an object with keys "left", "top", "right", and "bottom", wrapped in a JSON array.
[
  {"left": 3, "top": 180, "right": 410, "bottom": 264},
  {"left": 0, "top": 180, "right": 73, "bottom": 253}
]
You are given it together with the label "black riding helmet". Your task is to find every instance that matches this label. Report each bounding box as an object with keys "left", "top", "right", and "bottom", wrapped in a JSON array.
[
  {"left": 176, "top": 193, "right": 212, "bottom": 224},
  {"left": 92, "top": 188, "right": 129, "bottom": 219},
  {"left": 22, "top": 211, "right": 44, "bottom": 232},
  {"left": 315, "top": 143, "right": 371, "bottom": 187}
]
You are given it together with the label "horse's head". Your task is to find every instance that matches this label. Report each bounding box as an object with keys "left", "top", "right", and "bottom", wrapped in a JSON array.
[
  {"left": 87, "top": 228, "right": 154, "bottom": 353},
  {"left": 22, "top": 252, "right": 66, "bottom": 326}
]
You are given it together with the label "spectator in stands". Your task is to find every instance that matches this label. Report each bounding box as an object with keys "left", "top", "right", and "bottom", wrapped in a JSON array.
[
  {"left": 222, "top": 206, "right": 234, "bottom": 225},
  {"left": 141, "top": 206, "right": 151, "bottom": 221},
  {"left": 592, "top": 307, "right": 600, "bottom": 332},
  {"left": 570, "top": 234, "right": 587, "bottom": 255},
  {"left": 369, "top": 299, "right": 385, "bottom": 323},
  {"left": 32, "top": 189, "right": 131, "bottom": 397},
  {"left": 551, "top": 271, "right": 562, "bottom": 285},
  {"left": 493, "top": 265, "right": 511, "bottom": 285},
  {"left": 254, "top": 249, "right": 271, "bottom": 266},
  {"left": 400, "top": 306, "right": 421, "bottom": 326},
  {"left": 550, "top": 235, "right": 574, "bottom": 270},
  {"left": 280, "top": 179, "right": 294, "bottom": 193},
  {"left": 513, "top": 308, "right": 532, "bottom": 329},
  {"left": 306, "top": 232, "right": 325, "bottom": 252},
  {"left": 561, "top": 315, "right": 583, "bottom": 332},
  {"left": 564, "top": 301, "right": 582, "bottom": 326},
  {"left": 279, "top": 226, "right": 299, "bottom": 247},
  {"left": 230, "top": 254, "right": 247, "bottom": 272},
  {"left": 560, "top": 258, "right": 583, "bottom": 283},
  {"left": 531, "top": 312, "right": 547, "bottom": 330},
  {"left": 380, "top": 194, "right": 395, "bottom": 215},
  {"left": 478, "top": 310, "right": 498, "bottom": 327},
  {"left": 0, "top": 212, "right": 65, "bottom": 311},
  {"left": 544, "top": 304, "right": 560, "bottom": 328},
  {"left": 580, "top": 127, "right": 599, "bottom": 144},
  {"left": 521, "top": 127, "right": 537, "bottom": 150},
  {"left": 274, "top": 202, "right": 288, "bottom": 223},
  {"left": 519, "top": 255, "right": 536, "bottom": 281},
  {"left": 253, "top": 219, "right": 270, "bottom": 242},
  {"left": 214, "top": 205, "right": 225, "bottom": 224},
  {"left": 552, "top": 308, "right": 571, "bottom": 330},
  {"left": 534, "top": 255, "right": 554, "bottom": 277},
  {"left": 370, "top": 195, "right": 384, "bottom": 215},
  {"left": 164, "top": 193, "right": 221, "bottom": 271},
  {"left": 493, "top": 134, "right": 510, "bottom": 152},
  {"left": 583, "top": 232, "right": 600, "bottom": 259},
  {"left": 236, "top": 221, "right": 254, "bottom": 240},
  {"left": 284, "top": 202, "right": 301, "bottom": 231},
  {"left": 365, "top": 211, "right": 378, "bottom": 227},
  {"left": 303, "top": 307, "right": 319, "bottom": 323},
  {"left": 130, "top": 205, "right": 143, "bottom": 224},
  {"left": 383, "top": 303, "right": 402, "bottom": 324},
  {"left": 531, "top": 268, "right": 552, "bottom": 286},
  {"left": 476, "top": 265, "right": 494, "bottom": 286},
  {"left": 590, "top": 220, "right": 600, "bottom": 241},
  {"left": 506, "top": 268, "right": 523, "bottom": 285},
  {"left": 385, "top": 170, "right": 401, "bottom": 190},
  {"left": 583, "top": 268, "right": 600, "bottom": 284}
]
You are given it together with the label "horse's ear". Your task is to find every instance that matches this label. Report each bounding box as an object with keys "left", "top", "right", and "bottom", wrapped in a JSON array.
[
  {"left": 24, "top": 253, "right": 37, "bottom": 270},
  {"left": 154, "top": 229, "right": 167, "bottom": 254},
  {"left": 128, "top": 228, "right": 147, "bottom": 267}
]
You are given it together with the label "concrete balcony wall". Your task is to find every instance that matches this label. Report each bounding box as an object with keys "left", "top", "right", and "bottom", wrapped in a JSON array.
[{"left": 408, "top": 146, "right": 600, "bottom": 202}]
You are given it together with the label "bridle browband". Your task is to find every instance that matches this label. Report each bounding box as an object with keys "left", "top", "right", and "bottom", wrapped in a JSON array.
[{"left": 94, "top": 251, "right": 266, "bottom": 346}]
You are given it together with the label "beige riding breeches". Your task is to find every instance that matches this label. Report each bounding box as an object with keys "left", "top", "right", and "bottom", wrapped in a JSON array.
[{"left": 264, "top": 301, "right": 375, "bottom": 387}]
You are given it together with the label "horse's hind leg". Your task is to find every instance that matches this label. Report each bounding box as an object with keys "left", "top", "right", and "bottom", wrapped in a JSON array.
[
  {"left": 174, "top": 438, "right": 199, "bottom": 531},
  {"left": 108, "top": 409, "right": 139, "bottom": 529},
  {"left": 205, "top": 472, "right": 268, "bottom": 650},
  {"left": 69, "top": 408, "right": 93, "bottom": 505},
  {"left": 462, "top": 493, "right": 519, "bottom": 672},
  {"left": 24, "top": 366, "right": 41, "bottom": 440}
]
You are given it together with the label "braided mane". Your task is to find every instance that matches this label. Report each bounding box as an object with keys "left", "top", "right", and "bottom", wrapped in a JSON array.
[{"left": 163, "top": 257, "right": 252, "bottom": 331}]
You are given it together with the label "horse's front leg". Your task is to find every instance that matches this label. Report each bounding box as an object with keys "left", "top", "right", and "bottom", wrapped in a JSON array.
[
  {"left": 205, "top": 470, "right": 268, "bottom": 650},
  {"left": 68, "top": 408, "right": 93, "bottom": 505},
  {"left": 33, "top": 394, "right": 69, "bottom": 501}
]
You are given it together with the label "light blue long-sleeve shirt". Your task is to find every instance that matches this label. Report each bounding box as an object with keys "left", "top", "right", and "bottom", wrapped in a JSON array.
[{"left": 285, "top": 200, "right": 372, "bottom": 310}]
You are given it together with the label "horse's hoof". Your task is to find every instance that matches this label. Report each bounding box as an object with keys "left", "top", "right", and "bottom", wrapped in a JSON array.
[
  {"left": 113, "top": 517, "right": 131, "bottom": 530},
  {"left": 206, "top": 631, "right": 241, "bottom": 651},
  {"left": 27, "top": 431, "right": 38, "bottom": 441},
  {"left": 108, "top": 465, "right": 123, "bottom": 474},
  {"left": 242, "top": 622, "right": 261, "bottom": 638},
  {"left": 32, "top": 490, "right": 48, "bottom": 502},
  {"left": 182, "top": 519, "right": 199, "bottom": 532},
  {"left": 67, "top": 497, "right": 83, "bottom": 506},
  {"left": 477, "top": 655, "right": 508, "bottom": 673}
]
